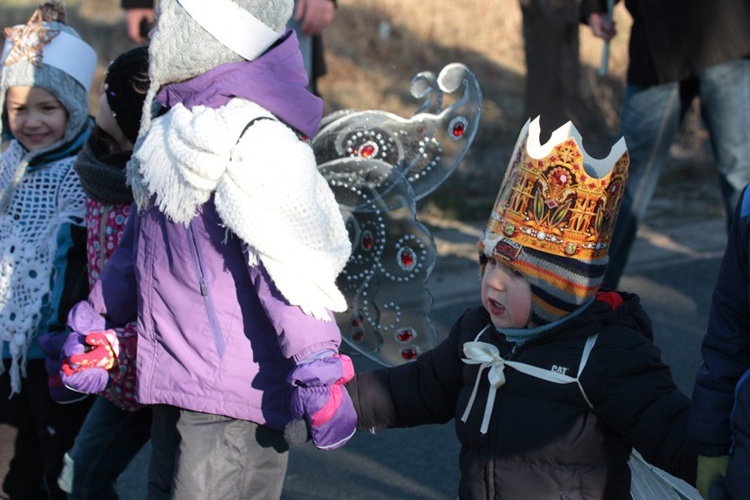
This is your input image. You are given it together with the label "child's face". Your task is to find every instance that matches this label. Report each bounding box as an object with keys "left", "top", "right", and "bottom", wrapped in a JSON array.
[
  {"left": 5, "top": 86, "right": 68, "bottom": 152},
  {"left": 481, "top": 256, "right": 532, "bottom": 329}
]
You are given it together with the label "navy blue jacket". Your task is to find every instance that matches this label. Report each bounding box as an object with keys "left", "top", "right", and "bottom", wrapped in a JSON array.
[{"left": 690, "top": 185, "right": 750, "bottom": 497}]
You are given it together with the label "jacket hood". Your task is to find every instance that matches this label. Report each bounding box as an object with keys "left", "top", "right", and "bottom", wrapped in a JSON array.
[
  {"left": 155, "top": 30, "right": 322, "bottom": 138},
  {"left": 551, "top": 291, "right": 653, "bottom": 342}
]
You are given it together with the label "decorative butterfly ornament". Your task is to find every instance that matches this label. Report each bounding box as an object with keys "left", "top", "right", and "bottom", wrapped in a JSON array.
[{"left": 313, "top": 62, "right": 483, "bottom": 366}]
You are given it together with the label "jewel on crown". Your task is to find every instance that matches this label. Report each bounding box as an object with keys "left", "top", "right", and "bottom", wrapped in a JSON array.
[{"left": 487, "top": 117, "right": 629, "bottom": 260}]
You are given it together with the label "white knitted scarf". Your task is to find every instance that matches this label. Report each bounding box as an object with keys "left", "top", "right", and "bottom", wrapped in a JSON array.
[
  {"left": 0, "top": 141, "right": 87, "bottom": 394},
  {"left": 129, "top": 99, "right": 351, "bottom": 319}
]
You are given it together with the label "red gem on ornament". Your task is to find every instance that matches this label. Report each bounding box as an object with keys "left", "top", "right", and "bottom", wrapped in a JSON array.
[
  {"left": 452, "top": 122, "right": 465, "bottom": 137},
  {"left": 360, "top": 143, "right": 377, "bottom": 158},
  {"left": 449, "top": 117, "right": 468, "bottom": 139},
  {"left": 398, "top": 247, "right": 416, "bottom": 270},
  {"left": 396, "top": 328, "right": 415, "bottom": 342},
  {"left": 361, "top": 231, "right": 374, "bottom": 250},
  {"left": 400, "top": 347, "right": 418, "bottom": 360},
  {"left": 352, "top": 330, "right": 364, "bottom": 342},
  {"left": 401, "top": 251, "right": 413, "bottom": 267}
]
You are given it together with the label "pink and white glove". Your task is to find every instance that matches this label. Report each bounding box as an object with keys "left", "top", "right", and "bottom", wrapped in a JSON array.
[
  {"left": 287, "top": 353, "right": 357, "bottom": 450},
  {"left": 61, "top": 330, "right": 120, "bottom": 394}
]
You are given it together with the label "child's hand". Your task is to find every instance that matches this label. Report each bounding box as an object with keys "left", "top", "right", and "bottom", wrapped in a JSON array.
[
  {"left": 587, "top": 12, "right": 617, "bottom": 42},
  {"left": 288, "top": 353, "right": 357, "bottom": 450},
  {"left": 63, "top": 331, "right": 118, "bottom": 373},
  {"left": 60, "top": 330, "right": 119, "bottom": 394},
  {"left": 37, "top": 331, "right": 89, "bottom": 404},
  {"left": 696, "top": 455, "right": 730, "bottom": 498}
]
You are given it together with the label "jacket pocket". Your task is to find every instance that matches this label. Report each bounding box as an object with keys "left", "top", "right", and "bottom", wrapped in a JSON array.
[{"left": 187, "top": 221, "right": 225, "bottom": 358}]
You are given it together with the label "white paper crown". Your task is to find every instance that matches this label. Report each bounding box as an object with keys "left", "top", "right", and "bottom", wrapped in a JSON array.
[
  {"left": 176, "top": 0, "right": 283, "bottom": 61},
  {"left": 2, "top": 26, "right": 97, "bottom": 93}
]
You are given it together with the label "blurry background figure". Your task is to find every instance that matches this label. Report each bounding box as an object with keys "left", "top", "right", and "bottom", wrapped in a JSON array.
[
  {"left": 519, "top": 0, "right": 615, "bottom": 140},
  {"left": 602, "top": 0, "right": 750, "bottom": 289}
]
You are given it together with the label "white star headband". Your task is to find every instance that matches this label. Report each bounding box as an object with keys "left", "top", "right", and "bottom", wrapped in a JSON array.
[
  {"left": 176, "top": 0, "right": 284, "bottom": 61},
  {"left": 2, "top": 22, "right": 97, "bottom": 93}
]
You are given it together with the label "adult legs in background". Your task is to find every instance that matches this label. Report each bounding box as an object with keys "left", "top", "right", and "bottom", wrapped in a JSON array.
[
  {"left": 603, "top": 83, "right": 683, "bottom": 289},
  {"left": 698, "top": 57, "right": 750, "bottom": 225},
  {"left": 288, "top": 9, "right": 314, "bottom": 92}
]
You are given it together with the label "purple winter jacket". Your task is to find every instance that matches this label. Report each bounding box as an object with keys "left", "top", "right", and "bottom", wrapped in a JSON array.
[{"left": 75, "top": 31, "right": 343, "bottom": 430}]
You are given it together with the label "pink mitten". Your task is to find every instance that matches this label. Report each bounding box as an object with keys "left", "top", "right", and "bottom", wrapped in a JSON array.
[{"left": 288, "top": 353, "right": 357, "bottom": 450}]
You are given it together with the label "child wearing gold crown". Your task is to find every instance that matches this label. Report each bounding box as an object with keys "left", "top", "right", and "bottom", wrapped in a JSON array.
[
  {"left": 346, "top": 117, "right": 699, "bottom": 498},
  {"left": 0, "top": 2, "right": 97, "bottom": 498}
]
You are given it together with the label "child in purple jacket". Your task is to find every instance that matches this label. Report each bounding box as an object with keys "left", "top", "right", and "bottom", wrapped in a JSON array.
[{"left": 60, "top": 0, "right": 356, "bottom": 498}]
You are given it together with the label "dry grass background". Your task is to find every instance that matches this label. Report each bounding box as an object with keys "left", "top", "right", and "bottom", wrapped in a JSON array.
[{"left": 1, "top": 0, "right": 668, "bottom": 216}]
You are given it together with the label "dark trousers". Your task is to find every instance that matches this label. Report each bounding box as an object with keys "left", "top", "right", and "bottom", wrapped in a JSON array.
[
  {"left": 65, "top": 398, "right": 152, "bottom": 499},
  {"left": 0, "top": 359, "right": 93, "bottom": 499}
]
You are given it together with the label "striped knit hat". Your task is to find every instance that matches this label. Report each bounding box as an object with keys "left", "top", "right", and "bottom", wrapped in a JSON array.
[{"left": 480, "top": 117, "right": 629, "bottom": 327}]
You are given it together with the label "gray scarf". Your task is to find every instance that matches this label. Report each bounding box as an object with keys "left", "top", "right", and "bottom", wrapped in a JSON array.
[{"left": 73, "top": 135, "right": 134, "bottom": 205}]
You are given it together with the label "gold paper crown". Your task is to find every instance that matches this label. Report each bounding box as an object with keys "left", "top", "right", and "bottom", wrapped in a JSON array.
[{"left": 487, "top": 117, "right": 629, "bottom": 261}]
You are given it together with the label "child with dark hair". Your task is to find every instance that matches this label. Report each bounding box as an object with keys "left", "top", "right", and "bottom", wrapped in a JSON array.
[
  {"left": 0, "top": 2, "right": 97, "bottom": 497},
  {"left": 40, "top": 45, "right": 153, "bottom": 499}
]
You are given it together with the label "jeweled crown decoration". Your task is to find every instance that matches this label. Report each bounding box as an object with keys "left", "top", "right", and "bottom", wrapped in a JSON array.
[{"left": 487, "top": 117, "right": 628, "bottom": 261}]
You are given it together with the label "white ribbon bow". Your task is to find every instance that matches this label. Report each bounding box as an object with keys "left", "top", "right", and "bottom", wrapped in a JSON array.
[{"left": 461, "top": 341, "right": 585, "bottom": 434}]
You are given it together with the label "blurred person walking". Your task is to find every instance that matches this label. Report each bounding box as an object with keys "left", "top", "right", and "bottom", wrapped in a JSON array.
[
  {"left": 519, "top": 0, "right": 615, "bottom": 139},
  {"left": 602, "top": 0, "right": 750, "bottom": 289}
]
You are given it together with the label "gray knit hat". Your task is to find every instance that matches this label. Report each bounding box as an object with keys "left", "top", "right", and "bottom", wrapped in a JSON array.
[
  {"left": 149, "top": 0, "right": 291, "bottom": 86},
  {"left": 1, "top": 2, "right": 97, "bottom": 153},
  {"left": 138, "top": 0, "right": 292, "bottom": 139}
]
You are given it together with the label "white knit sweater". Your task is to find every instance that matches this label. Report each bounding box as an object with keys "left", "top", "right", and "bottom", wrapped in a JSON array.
[
  {"left": 0, "top": 140, "right": 87, "bottom": 393},
  {"left": 129, "top": 99, "right": 351, "bottom": 319}
]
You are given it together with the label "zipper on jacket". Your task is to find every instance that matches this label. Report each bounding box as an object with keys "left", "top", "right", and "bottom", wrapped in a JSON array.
[{"left": 187, "top": 222, "right": 226, "bottom": 357}]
